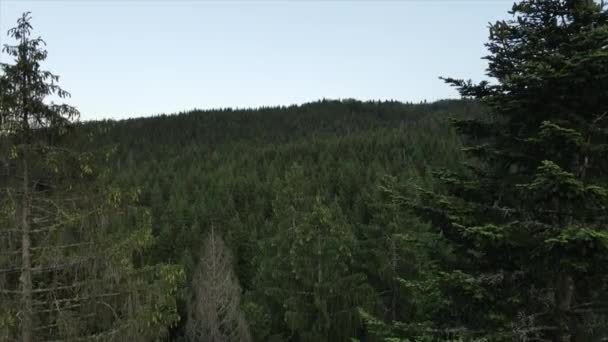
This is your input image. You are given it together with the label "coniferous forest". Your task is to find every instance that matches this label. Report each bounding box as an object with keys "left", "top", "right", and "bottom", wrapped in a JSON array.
[{"left": 2, "top": 1, "right": 608, "bottom": 341}]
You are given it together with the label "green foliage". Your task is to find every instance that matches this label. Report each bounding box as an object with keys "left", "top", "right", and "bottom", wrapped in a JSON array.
[
  {"left": 64, "top": 98, "right": 478, "bottom": 340},
  {"left": 0, "top": 13, "right": 184, "bottom": 341},
  {"left": 10, "top": 1, "right": 607, "bottom": 340},
  {"left": 385, "top": 1, "right": 608, "bottom": 341}
]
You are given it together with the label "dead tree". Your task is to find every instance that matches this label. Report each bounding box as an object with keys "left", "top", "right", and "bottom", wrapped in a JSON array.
[{"left": 186, "top": 225, "right": 252, "bottom": 342}]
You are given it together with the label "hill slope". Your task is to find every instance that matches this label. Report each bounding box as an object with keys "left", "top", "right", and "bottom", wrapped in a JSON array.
[{"left": 80, "top": 98, "right": 484, "bottom": 341}]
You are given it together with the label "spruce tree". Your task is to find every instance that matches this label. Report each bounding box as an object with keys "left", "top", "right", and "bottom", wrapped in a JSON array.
[
  {"left": 0, "top": 13, "right": 184, "bottom": 340},
  {"left": 253, "top": 165, "right": 374, "bottom": 342},
  {"left": 390, "top": 1, "right": 608, "bottom": 340}
]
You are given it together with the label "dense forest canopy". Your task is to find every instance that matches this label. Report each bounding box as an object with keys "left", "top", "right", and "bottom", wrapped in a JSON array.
[
  {"left": 2, "top": 0, "right": 608, "bottom": 341},
  {"left": 77, "top": 98, "right": 478, "bottom": 342}
]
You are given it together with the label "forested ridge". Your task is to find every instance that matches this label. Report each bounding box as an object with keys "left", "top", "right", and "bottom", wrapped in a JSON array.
[
  {"left": 74, "top": 99, "right": 479, "bottom": 341},
  {"left": 2, "top": 0, "right": 608, "bottom": 341}
]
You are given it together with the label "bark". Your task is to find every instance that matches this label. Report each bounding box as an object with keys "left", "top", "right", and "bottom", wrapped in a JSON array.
[
  {"left": 555, "top": 272, "right": 574, "bottom": 342},
  {"left": 390, "top": 237, "right": 397, "bottom": 322},
  {"left": 20, "top": 151, "right": 32, "bottom": 342}
]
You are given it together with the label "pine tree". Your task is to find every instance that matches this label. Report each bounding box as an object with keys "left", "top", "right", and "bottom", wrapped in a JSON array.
[
  {"left": 254, "top": 165, "right": 374, "bottom": 342},
  {"left": 392, "top": 1, "right": 608, "bottom": 340},
  {"left": 186, "top": 224, "right": 252, "bottom": 342},
  {"left": 0, "top": 13, "right": 184, "bottom": 340}
]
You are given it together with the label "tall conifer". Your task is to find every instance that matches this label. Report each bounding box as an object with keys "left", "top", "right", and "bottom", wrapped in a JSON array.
[
  {"left": 0, "top": 13, "right": 183, "bottom": 340},
  {"left": 394, "top": 1, "right": 608, "bottom": 340}
]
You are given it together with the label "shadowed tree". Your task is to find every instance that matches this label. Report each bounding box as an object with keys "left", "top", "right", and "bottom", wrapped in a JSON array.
[{"left": 375, "top": 1, "right": 608, "bottom": 341}]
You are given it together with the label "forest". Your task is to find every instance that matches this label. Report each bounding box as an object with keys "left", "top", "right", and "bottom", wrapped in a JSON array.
[{"left": 1, "top": 0, "right": 608, "bottom": 341}]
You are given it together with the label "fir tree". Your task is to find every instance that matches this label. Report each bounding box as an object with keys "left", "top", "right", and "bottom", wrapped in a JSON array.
[
  {"left": 253, "top": 165, "right": 374, "bottom": 342},
  {"left": 388, "top": 1, "right": 608, "bottom": 340}
]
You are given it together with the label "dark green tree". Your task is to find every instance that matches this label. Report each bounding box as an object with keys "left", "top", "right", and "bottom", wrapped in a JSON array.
[
  {"left": 251, "top": 165, "right": 375, "bottom": 342},
  {"left": 385, "top": 1, "right": 608, "bottom": 340}
]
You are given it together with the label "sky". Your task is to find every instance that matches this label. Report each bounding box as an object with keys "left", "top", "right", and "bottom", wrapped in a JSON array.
[{"left": 1, "top": 0, "right": 514, "bottom": 121}]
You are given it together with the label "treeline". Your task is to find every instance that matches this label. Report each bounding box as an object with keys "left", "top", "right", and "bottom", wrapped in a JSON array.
[{"left": 76, "top": 99, "right": 478, "bottom": 341}]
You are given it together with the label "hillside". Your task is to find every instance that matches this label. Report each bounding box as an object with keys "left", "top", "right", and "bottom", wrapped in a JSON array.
[{"left": 76, "top": 99, "right": 483, "bottom": 340}]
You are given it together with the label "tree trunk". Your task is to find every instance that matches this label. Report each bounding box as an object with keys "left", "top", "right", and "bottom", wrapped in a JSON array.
[
  {"left": 556, "top": 272, "right": 574, "bottom": 342},
  {"left": 391, "top": 237, "right": 398, "bottom": 322},
  {"left": 20, "top": 152, "right": 32, "bottom": 342},
  {"left": 316, "top": 229, "right": 329, "bottom": 342}
]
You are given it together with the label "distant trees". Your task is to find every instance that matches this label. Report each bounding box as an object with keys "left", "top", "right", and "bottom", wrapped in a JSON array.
[
  {"left": 73, "top": 100, "right": 473, "bottom": 340},
  {"left": 382, "top": 0, "right": 608, "bottom": 341},
  {"left": 186, "top": 224, "right": 252, "bottom": 342},
  {"left": 0, "top": 12, "right": 183, "bottom": 340},
  {"left": 63, "top": 96, "right": 470, "bottom": 340}
]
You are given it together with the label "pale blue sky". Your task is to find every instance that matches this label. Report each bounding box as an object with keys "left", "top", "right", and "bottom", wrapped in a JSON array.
[{"left": 1, "top": 0, "right": 513, "bottom": 120}]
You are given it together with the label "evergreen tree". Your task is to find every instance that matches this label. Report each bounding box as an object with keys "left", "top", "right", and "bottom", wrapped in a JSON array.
[
  {"left": 0, "top": 13, "right": 183, "bottom": 340},
  {"left": 388, "top": 1, "right": 608, "bottom": 340},
  {"left": 253, "top": 165, "right": 374, "bottom": 342}
]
